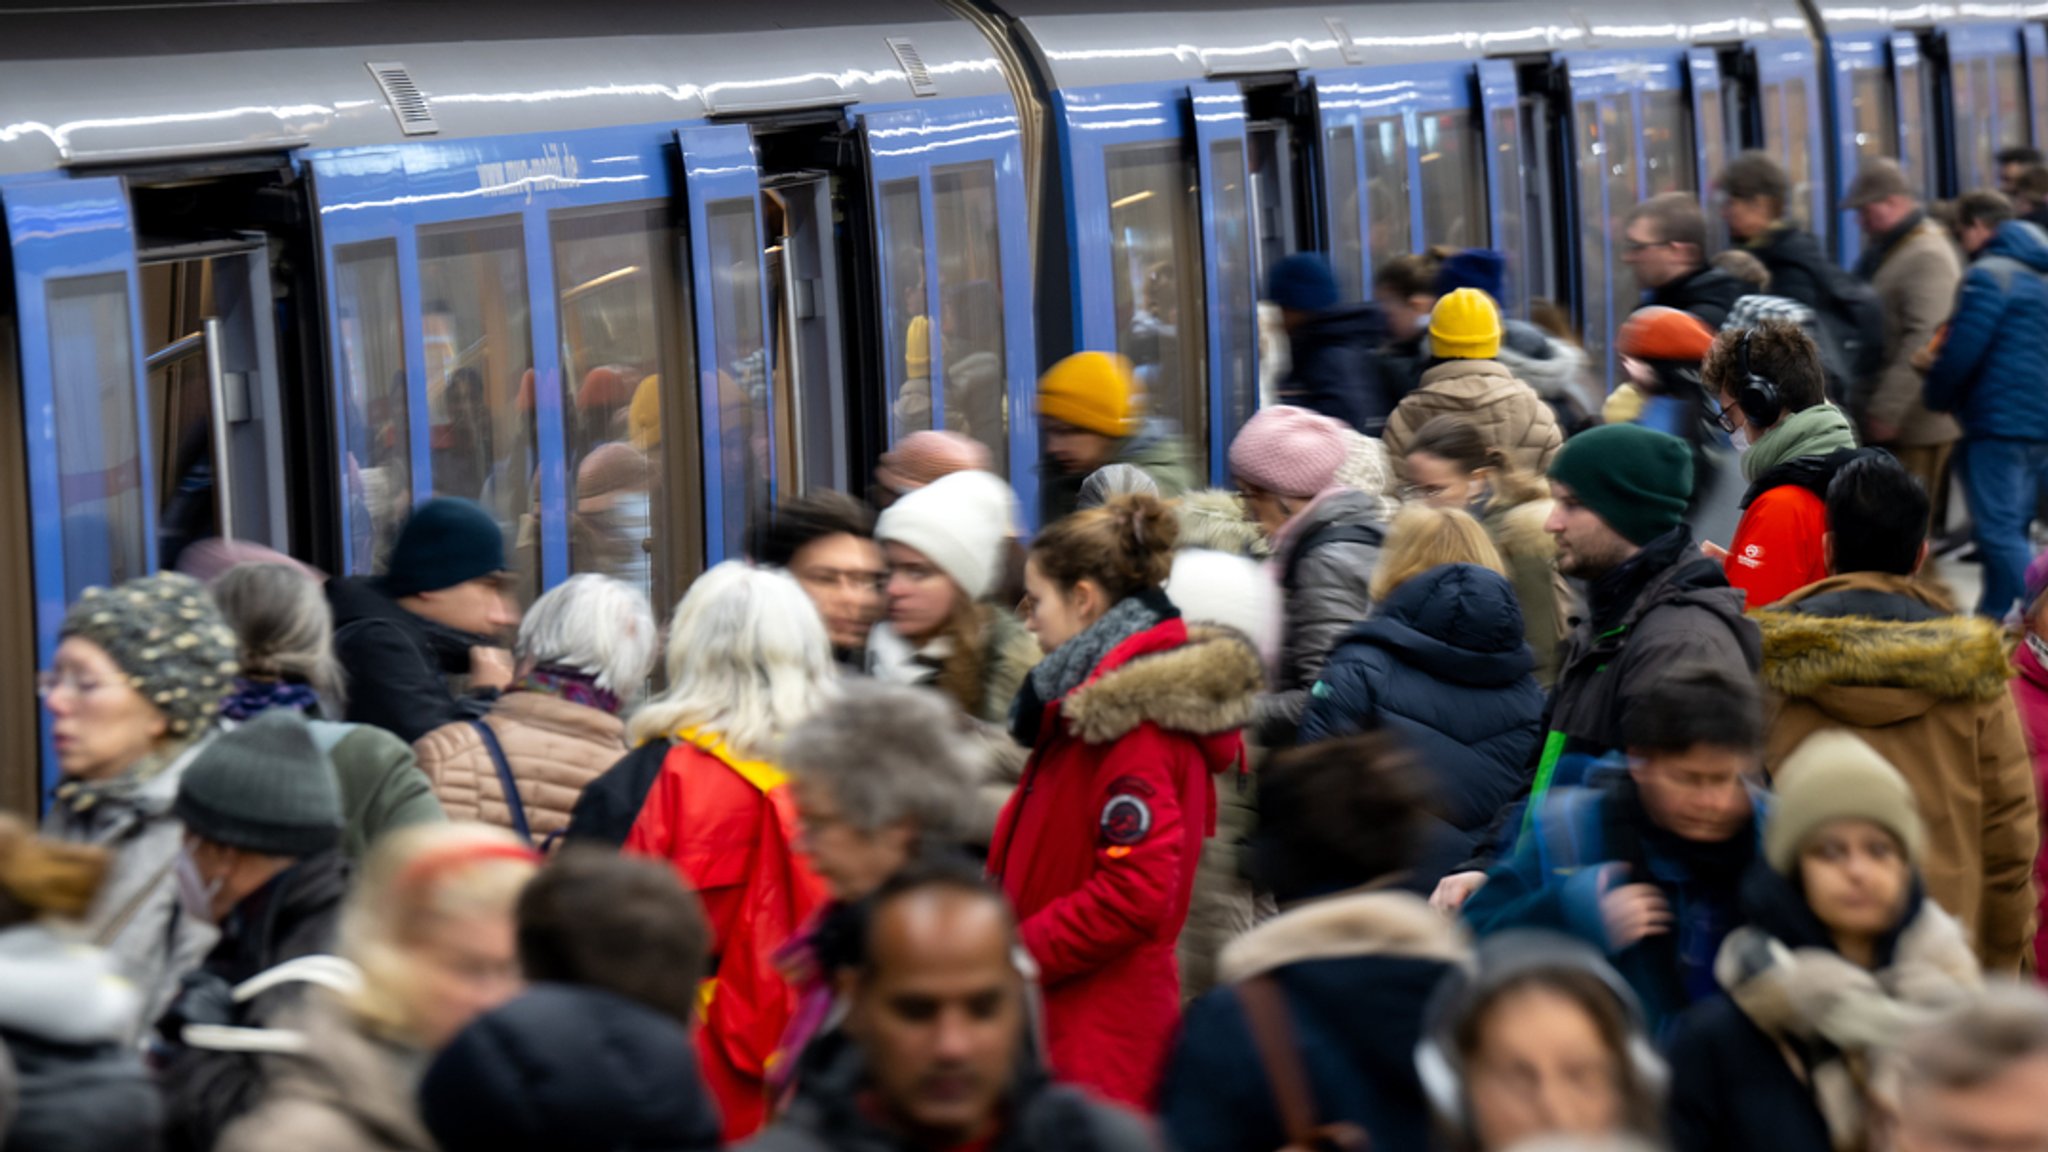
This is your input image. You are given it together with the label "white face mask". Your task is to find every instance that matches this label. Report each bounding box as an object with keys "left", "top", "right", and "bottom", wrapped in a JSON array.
[
  {"left": 175, "top": 845, "right": 224, "bottom": 925},
  {"left": 1730, "top": 426, "right": 1752, "bottom": 454}
]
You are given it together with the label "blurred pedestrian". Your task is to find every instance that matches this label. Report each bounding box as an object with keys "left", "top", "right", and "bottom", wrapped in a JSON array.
[
  {"left": 1438, "top": 251, "right": 1597, "bottom": 438},
  {"left": 212, "top": 562, "right": 444, "bottom": 858},
  {"left": 752, "top": 491, "right": 887, "bottom": 672},
  {"left": 1036, "top": 351, "right": 1194, "bottom": 522},
  {"left": 1383, "top": 287, "right": 1563, "bottom": 480},
  {"left": 1875, "top": 985, "right": 2048, "bottom": 1151},
  {"left": 1997, "top": 146, "right": 2045, "bottom": 196},
  {"left": 2010, "top": 551, "right": 2048, "bottom": 975},
  {"left": 1265, "top": 252, "right": 1396, "bottom": 434},
  {"left": 1613, "top": 306, "right": 1718, "bottom": 446},
  {"left": 221, "top": 823, "right": 539, "bottom": 1152},
  {"left": 1667, "top": 731, "right": 1980, "bottom": 1152},
  {"left": 1161, "top": 734, "right": 1466, "bottom": 1152},
  {"left": 1719, "top": 151, "right": 1832, "bottom": 311},
  {"left": 1624, "top": 193, "right": 1745, "bottom": 329},
  {"left": 415, "top": 574, "right": 657, "bottom": 844},
  {"left": 1374, "top": 250, "right": 1446, "bottom": 397},
  {"left": 989, "top": 494, "right": 1262, "bottom": 1107},
  {"left": 1076, "top": 462, "right": 1160, "bottom": 509},
  {"left": 873, "top": 429, "right": 990, "bottom": 508},
  {"left": 1301, "top": 507, "right": 1542, "bottom": 893},
  {"left": 514, "top": 849, "right": 709, "bottom": 1030},
  {"left": 1229, "top": 405, "right": 1383, "bottom": 745},
  {"left": 740, "top": 862, "right": 1156, "bottom": 1152},
  {"left": 40, "top": 572, "right": 237, "bottom": 1033},
  {"left": 565, "top": 561, "right": 834, "bottom": 1139},
  {"left": 328, "top": 498, "right": 521, "bottom": 743}
]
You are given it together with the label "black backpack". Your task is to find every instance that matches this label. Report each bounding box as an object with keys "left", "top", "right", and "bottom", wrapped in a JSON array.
[{"left": 1813, "top": 263, "right": 1887, "bottom": 400}]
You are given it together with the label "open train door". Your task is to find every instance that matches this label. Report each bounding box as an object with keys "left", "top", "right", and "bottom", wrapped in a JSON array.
[
  {"left": 1188, "top": 82, "right": 1258, "bottom": 475},
  {"left": 1, "top": 177, "right": 154, "bottom": 807}
]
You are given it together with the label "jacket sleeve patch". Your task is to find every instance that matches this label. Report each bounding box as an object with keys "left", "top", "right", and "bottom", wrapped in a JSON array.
[{"left": 1099, "top": 793, "right": 1154, "bottom": 847}]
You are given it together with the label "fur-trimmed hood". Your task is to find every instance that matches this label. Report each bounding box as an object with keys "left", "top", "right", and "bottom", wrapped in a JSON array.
[
  {"left": 1759, "top": 577, "right": 2012, "bottom": 706},
  {"left": 1062, "top": 625, "right": 1263, "bottom": 744},
  {"left": 1217, "top": 889, "right": 1469, "bottom": 984},
  {"left": 1175, "top": 489, "right": 1269, "bottom": 558}
]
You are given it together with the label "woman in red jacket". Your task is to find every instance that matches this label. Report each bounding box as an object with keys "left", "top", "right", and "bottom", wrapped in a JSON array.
[{"left": 988, "top": 493, "right": 1263, "bottom": 1107}]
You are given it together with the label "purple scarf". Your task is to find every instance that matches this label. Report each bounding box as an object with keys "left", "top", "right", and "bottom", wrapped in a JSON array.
[
  {"left": 514, "top": 665, "right": 622, "bottom": 716},
  {"left": 220, "top": 677, "right": 323, "bottom": 722}
]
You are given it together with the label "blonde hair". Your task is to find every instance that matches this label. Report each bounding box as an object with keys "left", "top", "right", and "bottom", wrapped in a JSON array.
[
  {"left": 625, "top": 561, "right": 838, "bottom": 757},
  {"left": 1369, "top": 506, "right": 1506, "bottom": 602},
  {"left": 339, "top": 822, "right": 537, "bottom": 1043}
]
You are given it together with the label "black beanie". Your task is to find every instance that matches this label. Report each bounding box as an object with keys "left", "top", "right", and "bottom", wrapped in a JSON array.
[
  {"left": 382, "top": 498, "right": 508, "bottom": 598},
  {"left": 174, "top": 710, "right": 343, "bottom": 858}
]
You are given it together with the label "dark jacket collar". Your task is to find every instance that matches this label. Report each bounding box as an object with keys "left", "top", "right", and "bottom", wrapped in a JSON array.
[
  {"left": 327, "top": 575, "right": 494, "bottom": 673},
  {"left": 1740, "top": 446, "right": 1876, "bottom": 510},
  {"left": 211, "top": 849, "right": 350, "bottom": 989},
  {"left": 1588, "top": 526, "right": 1719, "bottom": 636},
  {"left": 1853, "top": 209, "right": 1928, "bottom": 280}
]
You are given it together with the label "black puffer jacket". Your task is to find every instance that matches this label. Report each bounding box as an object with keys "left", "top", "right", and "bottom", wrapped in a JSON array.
[
  {"left": 1299, "top": 564, "right": 1543, "bottom": 890},
  {"left": 327, "top": 576, "right": 495, "bottom": 744},
  {"left": 1649, "top": 265, "right": 1748, "bottom": 330},
  {"left": 1746, "top": 224, "right": 1833, "bottom": 314},
  {"left": 1278, "top": 303, "right": 1396, "bottom": 435}
]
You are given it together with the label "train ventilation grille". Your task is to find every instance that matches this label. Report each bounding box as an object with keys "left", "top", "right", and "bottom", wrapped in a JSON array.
[
  {"left": 1325, "top": 18, "right": 1364, "bottom": 66},
  {"left": 366, "top": 62, "right": 439, "bottom": 136},
  {"left": 887, "top": 37, "right": 939, "bottom": 97}
]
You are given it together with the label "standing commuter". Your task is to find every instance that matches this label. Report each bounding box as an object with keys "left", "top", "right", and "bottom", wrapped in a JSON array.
[
  {"left": 1265, "top": 252, "right": 1397, "bottom": 435},
  {"left": 1922, "top": 189, "right": 2048, "bottom": 618},
  {"left": 1845, "top": 157, "right": 1964, "bottom": 509},
  {"left": 2015, "top": 165, "right": 2048, "bottom": 230},
  {"left": 1998, "top": 146, "right": 2046, "bottom": 196},
  {"left": 1878, "top": 987, "right": 2048, "bottom": 1152},
  {"left": 1435, "top": 250, "right": 1597, "bottom": 437},
  {"left": 327, "top": 498, "right": 521, "bottom": 744},
  {"left": 1036, "top": 351, "right": 1194, "bottom": 523},
  {"left": 1382, "top": 288, "right": 1564, "bottom": 480},
  {"left": 752, "top": 491, "right": 887, "bottom": 674},
  {"left": 1374, "top": 250, "right": 1445, "bottom": 398},
  {"left": 871, "top": 430, "right": 990, "bottom": 508},
  {"left": 1623, "top": 193, "right": 1747, "bottom": 329}
]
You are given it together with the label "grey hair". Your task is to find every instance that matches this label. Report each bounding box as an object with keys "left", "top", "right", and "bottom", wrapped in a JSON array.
[
  {"left": 208, "top": 562, "right": 346, "bottom": 710},
  {"left": 780, "top": 681, "right": 980, "bottom": 842},
  {"left": 1879, "top": 984, "right": 2048, "bottom": 1107},
  {"left": 515, "top": 573, "right": 658, "bottom": 697},
  {"left": 625, "top": 561, "right": 838, "bottom": 759},
  {"left": 1078, "top": 463, "right": 1161, "bottom": 510}
]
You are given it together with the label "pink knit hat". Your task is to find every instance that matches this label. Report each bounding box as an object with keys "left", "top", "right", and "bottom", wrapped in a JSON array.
[
  {"left": 1228, "top": 406, "right": 1348, "bottom": 498},
  {"left": 875, "top": 430, "right": 992, "bottom": 497}
]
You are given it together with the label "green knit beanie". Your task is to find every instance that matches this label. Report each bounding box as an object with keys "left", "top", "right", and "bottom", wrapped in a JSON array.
[
  {"left": 1546, "top": 425, "right": 1694, "bottom": 546},
  {"left": 1766, "top": 730, "right": 1925, "bottom": 874}
]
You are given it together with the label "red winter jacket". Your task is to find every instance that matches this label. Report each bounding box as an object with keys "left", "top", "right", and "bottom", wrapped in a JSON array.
[
  {"left": 2011, "top": 640, "right": 2048, "bottom": 979},
  {"left": 1724, "top": 484, "right": 1829, "bottom": 609},
  {"left": 987, "top": 617, "right": 1263, "bottom": 1108}
]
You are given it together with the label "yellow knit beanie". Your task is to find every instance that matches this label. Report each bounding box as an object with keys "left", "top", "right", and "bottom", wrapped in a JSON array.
[
  {"left": 1428, "top": 288, "right": 1504, "bottom": 360},
  {"left": 1036, "top": 351, "right": 1138, "bottom": 438}
]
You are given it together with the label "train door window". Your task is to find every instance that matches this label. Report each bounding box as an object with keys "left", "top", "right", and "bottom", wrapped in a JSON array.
[
  {"left": 878, "top": 179, "right": 931, "bottom": 442},
  {"left": 762, "top": 174, "right": 851, "bottom": 496},
  {"left": 1208, "top": 136, "right": 1259, "bottom": 444},
  {"left": 1325, "top": 126, "right": 1365, "bottom": 300},
  {"left": 333, "top": 241, "right": 410, "bottom": 574},
  {"left": 552, "top": 205, "right": 697, "bottom": 607},
  {"left": 1574, "top": 97, "right": 1609, "bottom": 377},
  {"left": 1789, "top": 77, "right": 1818, "bottom": 237},
  {"left": 1105, "top": 142, "right": 1208, "bottom": 477},
  {"left": 1898, "top": 51, "right": 1935, "bottom": 197},
  {"left": 933, "top": 162, "right": 1010, "bottom": 474},
  {"left": 1853, "top": 68, "right": 1899, "bottom": 161},
  {"left": 1697, "top": 89, "right": 1729, "bottom": 250},
  {"left": 2032, "top": 42, "right": 2048, "bottom": 146},
  {"left": 1642, "top": 88, "right": 1696, "bottom": 197},
  {"left": 1995, "top": 53, "right": 2028, "bottom": 152},
  {"left": 1519, "top": 86, "right": 1560, "bottom": 306},
  {"left": 1491, "top": 101, "right": 1529, "bottom": 309},
  {"left": 418, "top": 220, "right": 538, "bottom": 606},
  {"left": 705, "top": 200, "right": 773, "bottom": 559},
  {"left": 1957, "top": 58, "right": 1996, "bottom": 190},
  {"left": 1364, "top": 116, "right": 1413, "bottom": 260},
  {"left": 1247, "top": 122, "right": 1297, "bottom": 290},
  {"left": 48, "top": 274, "right": 147, "bottom": 596},
  {"left": 1604, "top": 96, "right": 1641, "bottom": 335},
  {"left": 1419, "top": 110, "right": 1486, "bottom": 249}
]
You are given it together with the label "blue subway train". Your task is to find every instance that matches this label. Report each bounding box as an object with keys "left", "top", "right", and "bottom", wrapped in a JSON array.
[{"left": 1, "top": 0, "right": 2042, "bottom": 804}]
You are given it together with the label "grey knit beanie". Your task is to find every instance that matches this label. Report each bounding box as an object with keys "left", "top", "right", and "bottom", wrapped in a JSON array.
[
  {"left": 60, "top": 573, "right": 238, "bottom": 739},
  {"left": 175, "top": 710, "right": 343, "bottom": 857}
]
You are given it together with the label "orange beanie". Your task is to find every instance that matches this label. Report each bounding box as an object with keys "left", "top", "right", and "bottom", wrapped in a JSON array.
[{"left": 1617, "top": 306, "right": 1716, "bottom": 364}]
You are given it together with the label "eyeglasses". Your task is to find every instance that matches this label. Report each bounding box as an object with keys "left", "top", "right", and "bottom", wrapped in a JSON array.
[
  {"left": 36, "top": 669, "right": 109, "bottom": 698},
  {"left": 1712, "top": 397, "right": 1744, "bottom": 435}
]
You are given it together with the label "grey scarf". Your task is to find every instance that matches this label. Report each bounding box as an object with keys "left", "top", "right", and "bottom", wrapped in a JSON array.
[{"left": 1009, "top": 591, "right": 1172, "bottom": 746}]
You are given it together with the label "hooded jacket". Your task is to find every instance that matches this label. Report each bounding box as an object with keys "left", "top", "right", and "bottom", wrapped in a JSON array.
[
  {"left": 1161, "top": 889, "right": 1466, "bottom": 1152},
  {"left": 219, "top": 996, "right": 434, "bottom": 1152},
  {"left": 2009, "top": 637, "right": 2048, "bottom": 975},
  {"left": 415, "top": 690, "right": 627, "bottom": 840},
  {"left": 1255, "top": 488, "right": 1383, "bottom": 745},
  {"left": 0, "top": 923, "right": 161, "bottom": 1152},
  {"left": 1299, "top": 565, "right": 1544, "bottom": 891},
  {"left": 1279, "top": 303, "right": 1397, "bottom": 435},
  {"left": 1725, "top": 416, "right": 1863, "bottom": 609},
  {"left": 327, "top": 576, "right": 495, "bottom": 745},
  {"left": 1384, "top": 358, "right": 1564, "bottom": 481},
  {"left": 1496, "top": 320, "right": 1596, "bottom": 436},
  {"left": 1649, "top": 265, "right": 1748, "bottom": 330},
  {"left": 1857, "top": 216, "right": 1964, "bottom": 447},
  {"left": 1759, "top": 573, "right": 2039, "bottom": 972},
  {"left": 987, "top": 620, "right": 1261, "bottom": 1108},
  {"left": 1667, "top": 865, "right": 1980, "bottom": 1152},
  {"left": 1924, "top": 220, "right": 2048, "bottom": 442}
]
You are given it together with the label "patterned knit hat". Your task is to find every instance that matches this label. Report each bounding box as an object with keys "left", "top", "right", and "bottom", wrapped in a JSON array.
[
  {"left": 1228, "top": 405, "right": 1349, "bottom": 498},
  {"left": 60, "top": 572, "right": 238, "bottom": 739}
]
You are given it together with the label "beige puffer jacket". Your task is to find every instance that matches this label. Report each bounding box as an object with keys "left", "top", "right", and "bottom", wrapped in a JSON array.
[
  {"left": 413, "top": 691, "right": 627, "bottom": 839},
  {"left": 1382, "top": 359, "right": 1563, "bottom": 482}
]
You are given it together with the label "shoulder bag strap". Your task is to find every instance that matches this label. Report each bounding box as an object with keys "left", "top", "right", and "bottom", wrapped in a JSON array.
[
  {"left": 1236, "top": 976, "right": 1370, "bottom": 1152},
  {"left": 470, "top": 719, "right": 534, "bottom": 846}
]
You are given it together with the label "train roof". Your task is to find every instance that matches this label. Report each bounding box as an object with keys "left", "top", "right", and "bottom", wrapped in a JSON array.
[{"left": 0, "top": 0, "right": 1009, "bottom": 175}]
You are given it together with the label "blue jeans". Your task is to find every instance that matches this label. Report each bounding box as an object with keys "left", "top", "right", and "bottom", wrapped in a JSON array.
[{"left": 1960, "top": 438, "right": 2048, "bottom": 617}]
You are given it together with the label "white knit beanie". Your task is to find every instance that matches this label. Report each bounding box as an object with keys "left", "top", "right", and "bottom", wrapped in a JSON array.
[{"left": 874, "top": 470, "right": 1018, "bottom": 601}]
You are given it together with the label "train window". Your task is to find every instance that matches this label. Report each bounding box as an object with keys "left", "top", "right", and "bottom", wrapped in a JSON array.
[
  {"left": 47, "top": 274, "right": 147, "bottom": 596},
  {"left": 1852, "top": 68, "right": 1899, "bottom": 161},
  {"left": 1642, "top": 89, "right": 1696, "bottom": 197},
  {"left": 552, "top": 205, "right": 697, "bottom": 606},
  {"left": 706, "top": 199, "right": 772, "bottom": 561},
  {"left": 932, "top": 162, "right": 1009, "bottom": 474},
  {"left": 1783, "top": 78, "right": 1815, "bottom": 231},
  {"left": 880, "top": 179, "right": 930, "bottom": 441},
  {"left": 1105, "top": 142, "right": 1209, "bottom": 478},
  {"left": 418, "top": 219, "right": 538, "bottom": 606},
  {"left": 1696, "top": 87, "right": 1729, "bottom": 252},
  {"left": 1209, "top": 137, "right": 1258, "bottom": 445},
  {"left": 2033, "top": 51, "right": 2048, "bottom": 152},
  {"left": 1365, "top": 116, "right": 1413, "bottom": 261},
  {"left": 1418, "top": 110, "right": 1486, "bottom": 250},
  {"left": 1604, "top": 96, "right": 1641, "bottom": 340},
  {"left": 333, "top": 241, "right": 410, "bottom": 573},
  {"left": 1325, "top": 126, "right": 1365, "bottom": 300},
  {"left": 1898, "top": 53, "right": 1934, "bottom": 197},
  {"left": 1958, "top": 60, "right": 1996, "bottom": 190},
  {"left": 1995, "top": 54, "right": 2028, "bottom": 152},
  {"left": 1573, "top": 98, "right": 1608, "bottom": 378},
  {"left": 1492, "top": 102, "right": 1529, "bottom": 310}
]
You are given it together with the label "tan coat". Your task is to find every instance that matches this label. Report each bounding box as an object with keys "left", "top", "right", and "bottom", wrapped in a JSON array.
[
  {"left": 219, "top": 998, "right": 433, "bottom": 1152},
  {"left": 1760, "top": 573, "right": 2040, "bottom": 972},
  {"left": 413, "top": 691, "right": 626, "bottom": 839},
  {"left": 1862, "top": 218, "right": 1964, "bottom": 446},
  {"left": 1382, "top": 360, "right": 1563, "bottom": 482}
]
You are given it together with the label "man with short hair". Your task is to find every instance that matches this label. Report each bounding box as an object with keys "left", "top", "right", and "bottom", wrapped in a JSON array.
[
  {"left": 1755, "top": 452, "right": 2038, "bottom": 972},
  {"left": 1719, "top": 151, "right": 1831, "bottom": 311},
  {"left": 1843, "top": 157, "right": 1964, "bottom": 507},
  {"left": 1880, "top": 986, "right": 2048, "bottom": 1152},
  {"left": 2015, "top": 164, "right": 2048, "bottom": 230},
  {"left": 1923, "top": 189, "right": 2048, "bottom": 617},
  {"left": 1997, "top": 145, "right": 2045, "bottom": 196},
  {"left": 328, "top": 497, "right": 520, "bottom": 743},
  {"left": 741, "top": 863, "right": 1155, "bottom": 1152},
  {"left": 1624, "top": 192, "right": 1747, "bottom": 329},
  {"left": 752, "top": 491, "right": 887, "bottom": 669},
  {"left": 1463, "top": 661, "right": 1769, "bottom": 1035},
  {"left": 516, "top": 849, "right": 712, "bottom": 1029},
  {"left": 1700, "top": 319, "right": 1859, "bottom": 608}
]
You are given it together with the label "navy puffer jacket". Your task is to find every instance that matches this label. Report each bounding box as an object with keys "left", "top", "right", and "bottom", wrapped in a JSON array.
[
  {"left": 1298, "top": 563, "right": 1544, "bottom": 891},
  {"left": 1925, "top": 220, "right": 2048, "bottom": 442}
]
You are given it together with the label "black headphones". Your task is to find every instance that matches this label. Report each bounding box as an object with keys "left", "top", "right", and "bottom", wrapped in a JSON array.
[{"left": 1734, "top": 328, "right": 1784, "bottom": 429}]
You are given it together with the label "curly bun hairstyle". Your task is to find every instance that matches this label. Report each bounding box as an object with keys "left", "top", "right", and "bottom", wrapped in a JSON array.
[{"left": 1030, "top": 493, "right": 1178, "bottom": 603}]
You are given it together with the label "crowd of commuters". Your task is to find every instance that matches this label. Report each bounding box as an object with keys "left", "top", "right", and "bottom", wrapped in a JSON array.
[{"left": 12, "top": 144, "right": 2048, "bottom": 1152}]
